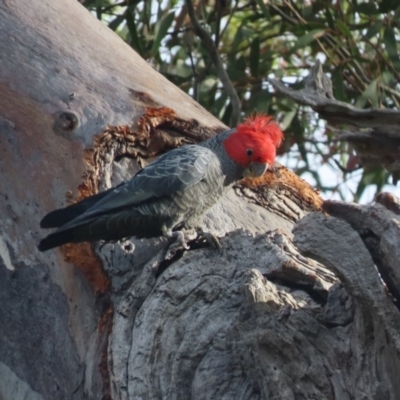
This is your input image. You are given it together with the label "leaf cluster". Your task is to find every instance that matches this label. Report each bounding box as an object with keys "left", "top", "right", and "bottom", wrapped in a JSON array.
[{"left": 83, "top": 0, "right": 400, "bottom": 201}]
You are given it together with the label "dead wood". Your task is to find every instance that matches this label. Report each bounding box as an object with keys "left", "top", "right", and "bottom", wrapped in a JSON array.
[{"left": 270, "top": 61, "right": 400, "bottom": 183}]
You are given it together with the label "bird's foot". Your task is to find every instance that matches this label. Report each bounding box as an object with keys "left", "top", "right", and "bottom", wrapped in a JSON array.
[
  {"left": 196, "top": 228, "right": 222, "bottom": 250},
  {"left": 165, "top": 229, "right": 197, "bottom": 260},
  {"left": 164, "top": 229, "right": 222, "bottom": 259},
  {"left": 98, "top": 237, "right": 135, "bottom": 253}
]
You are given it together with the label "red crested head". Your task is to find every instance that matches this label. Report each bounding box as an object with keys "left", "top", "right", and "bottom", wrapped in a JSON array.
[{"left": 223, "top": 114, "right": 284, "bottom": 168}]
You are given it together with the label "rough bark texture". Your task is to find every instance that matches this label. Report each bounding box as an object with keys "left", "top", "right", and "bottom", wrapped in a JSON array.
[{"left": 1, "top": 1, "right": 400, "bottom": 400}]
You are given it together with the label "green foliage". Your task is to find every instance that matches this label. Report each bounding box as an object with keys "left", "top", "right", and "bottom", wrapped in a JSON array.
[{"left": 83, "top": 0, "right": 400, "bottom": 202}]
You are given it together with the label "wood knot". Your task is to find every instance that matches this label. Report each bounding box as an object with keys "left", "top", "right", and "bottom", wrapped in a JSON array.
[{"left": 53, "top": 111, "right": 79, "bottom": 135}]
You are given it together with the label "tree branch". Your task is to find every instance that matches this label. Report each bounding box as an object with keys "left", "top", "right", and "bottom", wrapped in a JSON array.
[
  {"left": 270, "top": 61, "right": 400, "bottom": 182},
  {"left": 185, "top": 0, "right": 241, "bottom": 126}
]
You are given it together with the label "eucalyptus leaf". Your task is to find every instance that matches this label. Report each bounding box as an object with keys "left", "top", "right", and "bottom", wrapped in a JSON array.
[
  {"left": 365, "top": 22, "right": 382, "bottom": 40},
  {"left": 383, "top": 27, "right": 400, "bottom": 68},
  {"left": 281, "top": 108, "right": 297, "bottom": 131},
  {"left": 332, "top": 69, "right": 347, "bottom": 101},
  {"left": 255, "top": 0, "right": 270, "bottom": 18},
  {"left": 353, "top": 2, "right": 380, "bottom": 15},
  {"left": 355, "top": 79, "right": 379, "bottom": 108},
  {"left": 108, "top": 13, "right": 125, "bottom": 32},
  {"left": 336, "top": 20, "right": 352, "bottom": 38},
  {"left": 292, "top": 29, "right": 325, "bottom": 52},
  {"left": 126, "top": 10, "right": 144, "bottom": 56},
  {"left": 250, "top": 37, "right": 260, "bottom": 78},
  {"left": 151, "top": 12, "right": 175, "bottom": 56}
]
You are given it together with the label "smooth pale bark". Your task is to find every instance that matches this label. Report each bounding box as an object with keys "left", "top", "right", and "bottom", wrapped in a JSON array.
[
  {"left": 1, "top": 1, "right": 400, "bottom": 400},
  {"left": 0, "top": 1, "right": 221, "bottom": 399}
]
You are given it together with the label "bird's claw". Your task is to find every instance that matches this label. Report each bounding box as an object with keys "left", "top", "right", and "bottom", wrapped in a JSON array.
[
  {"left": 165, "top": 230, "right": 193, "bottom": 260},
  {"left": 197, "top": 228, "right": 222, "bottom": 250},
  {"left": 165, "top": 229, "right": 223, "bottom": 259},
  {"left": 194, "top": 228, "right": 224, "bottom": 255}
]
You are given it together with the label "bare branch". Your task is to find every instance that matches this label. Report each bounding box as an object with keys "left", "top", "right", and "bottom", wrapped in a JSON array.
[{"left": 270, "top": 61, "right": 400, "bottom": 182}]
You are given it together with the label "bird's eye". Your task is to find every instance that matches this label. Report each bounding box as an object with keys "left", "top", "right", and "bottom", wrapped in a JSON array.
[{"left": 246, "top": 149, "right": 253, "bottom": 157}]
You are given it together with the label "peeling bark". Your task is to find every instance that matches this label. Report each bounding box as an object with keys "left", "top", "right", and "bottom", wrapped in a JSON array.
[{"left": 2, "top": 1, "right": 400, "bottom": 400}]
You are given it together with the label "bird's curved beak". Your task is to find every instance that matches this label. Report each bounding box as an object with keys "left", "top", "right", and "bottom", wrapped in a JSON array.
[{"left": 242, "top": 162, "right": 269, "bottom": 178}]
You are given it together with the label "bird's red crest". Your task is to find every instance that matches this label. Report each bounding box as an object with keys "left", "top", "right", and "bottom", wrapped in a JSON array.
[{"left": 223, "top": 114, "right": 284, "bottom": 167}]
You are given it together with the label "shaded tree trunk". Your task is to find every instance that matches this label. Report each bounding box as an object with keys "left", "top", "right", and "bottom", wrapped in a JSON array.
[{"left": 1, "top": 1, "right": 400, "bottom": 400}]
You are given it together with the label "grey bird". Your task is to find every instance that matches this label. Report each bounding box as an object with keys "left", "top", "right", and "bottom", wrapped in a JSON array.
[{"left": 38, "top": 115, "right": 283, "bottom": 252}]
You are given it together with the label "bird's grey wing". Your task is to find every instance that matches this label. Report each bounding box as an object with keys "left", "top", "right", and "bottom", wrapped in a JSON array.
[{"left": 59, "top": 145, "right": 216, "bottom": 229}]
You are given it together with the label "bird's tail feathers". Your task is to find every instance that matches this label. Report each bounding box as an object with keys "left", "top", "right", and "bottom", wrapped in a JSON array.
[
  {"left": 40, "top": 187, "right": 116, "bottom": 229},
  {"left": 38, "top": 210, "right": 166, "bottom": 252},
  {"left": 38, "top": 229, "right": 76, "bottom": 252}
]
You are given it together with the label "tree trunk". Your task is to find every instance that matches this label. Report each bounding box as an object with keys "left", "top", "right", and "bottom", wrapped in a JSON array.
[{"left": 1, "top": 1, "right": 400, "bottom": 400}]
